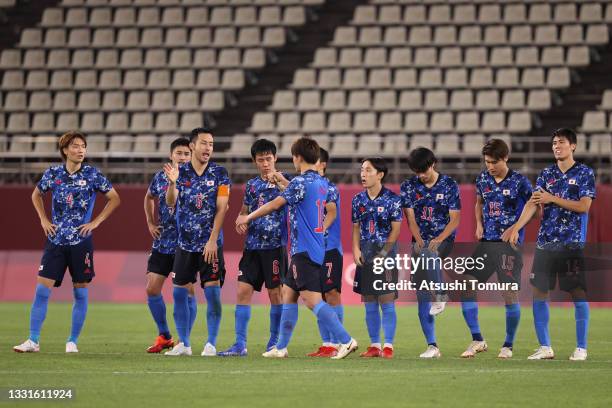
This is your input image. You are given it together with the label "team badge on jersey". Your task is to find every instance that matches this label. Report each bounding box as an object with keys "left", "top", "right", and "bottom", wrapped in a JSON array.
[
  {"left": 569, "top": 179, "right": 577, "bottom": 185},
  {"left": 206, "top": 180, "right": 215, "bottom": 186},
  {"left": 377, "top": 206, "right": 384, "bottom": 212},
  {"left": 436, "top": 193, "right": 444, "bottom": 200},
  {"left": 503, "top": 189, "right": 510, "bottom": 195}
]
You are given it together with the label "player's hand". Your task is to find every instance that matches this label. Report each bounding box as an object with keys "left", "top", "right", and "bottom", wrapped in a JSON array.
[
  {"left": 428, "top": 237, "right": 443, "bottom": 253},
  {"left": 500, "top": 226, "right": 514, "bottom": 243},
  {"left": 531, "top": 189, "right": 555, "bottom": 205},
  {"left": 414, "top": 237, "right": 425, "bottom": 253},
  {"left": 203, "top": 239, "right": 218, "bottom": 264},
  {"left": 353, "top": 249, "right": 364, "bottom": 267},
  {"left": 40, "top": 217, "right": 57, "bottom": 237},
  {"left": 268, "top": 172, "right": 288, "bottom": 190},
  {"left": 163, "top": 162, "right": 179, "bottom": 184},
  {"left": 235, "top": 214, "right": 249, "bottom": 230},
  {"left": 475, "top": 223, "right": 483, "bottom": 240},
  {"left": 147, "top": 222, "right": 161, "bottom": 239},
  {"left": 235, "top": 222, "right": 248, "bottom": 235},
  {"left": 78, "top": 220, "right": 100, "bottom": 237}
]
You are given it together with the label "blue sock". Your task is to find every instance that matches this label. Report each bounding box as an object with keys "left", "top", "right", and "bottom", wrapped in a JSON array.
[
  {"left": 204, "top": 286, "right": 222, "bottom": 346},
  {"left": 533, "top": 300, "right": 550, "bottom": 347},
  {"left": 313, "top": 301, "right": 351, "bottom": 345},
  {"left": 417, "top": 299, "right": 436, "bottom": 345},
  {"left": 29, "top": 284, "right": 51, "bottom": 343},
  {"left": 364, "top": 302, "right": 381, "bottom": 344},
  {"left": 147, "top": 294, "right": 170, "bottom": 339},
  {"left": 173, "top": 287, "right": 190, "bottom": 347},
  {"left": 381, "top": 302, "right": 397, "bottom": 345},
  {"left": 235, "top": 304, "right": 251, "bottom": 349},
  {"left": 316, "top": 316, "right": 332, "bottom": 344},
  {"left": 574, "top": 301, "right": 589, "bottom": 349},
  {"left": 461, "top": 300, "right": 483, "bottom": 341},
  {"left": 187, "top": 295, "right": 197, "bottom": 337},
  {"left": 330, "top": 305, "right": 344, "bottom": 344},
  {"left": 269, "top": 304, "right": 282, "bottom": 344},
  {"left": 425, "top": 251, "right": 446, "bottom": 295},
  {"left": 68, "top": 287, "right": 88, "bottom": 344},
  {"left": 276, "top": 304, "right": 298, "bottom": 350},
  {"left": 503, "top": 303, "right": 521, "bottom": 348}
]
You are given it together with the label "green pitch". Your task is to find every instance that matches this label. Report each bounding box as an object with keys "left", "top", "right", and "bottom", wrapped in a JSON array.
[{"left": 2, "top": 303, "right": 612, "bottom": 408}]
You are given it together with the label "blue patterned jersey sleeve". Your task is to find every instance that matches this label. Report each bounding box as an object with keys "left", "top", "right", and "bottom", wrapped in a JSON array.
[
  {"left": 36, "top": 168, "right": 54, "bottom": 193},
  {"left": 391, "top": 196, "right": 403, "bottom": 222},
  {"left": 399, "top": 180, "right": 413, "bottom": 209},
  {"left": 92, "top": 168, "right": 112, "bottom": 193},
  {"left": 520, "top": 176, "right": 533, "bottom": 202},
  {"left": 148, "top": 172, "right": 160, "bottom": 197},
  {"left": 535, "top": 170, "right": 546, "bottom": 192},
  {"left": 326, "top": 183, "right": 339, "bottom": 204},
  {"left": 351, "top": 196, "right": 360, "bottom": 223},
  {"left": 217, "top": 166, "right": 231, "bottom": 188},
  {"left": 243, "top": 178, "right": 254, "bottom": 207},
  {"left": 579, "top": 167, "right": 596, "bottom": 199},
  {"left": 448, "top": 179, "right": 461, "bottom": 210},
  {"left": 281, "top": 177, "right": 305, "bottom": 206}
]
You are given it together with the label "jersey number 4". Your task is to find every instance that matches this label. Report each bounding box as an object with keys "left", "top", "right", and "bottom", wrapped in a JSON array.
[{"left": 314, "top": 199, "right": 327, "bottom": 233}]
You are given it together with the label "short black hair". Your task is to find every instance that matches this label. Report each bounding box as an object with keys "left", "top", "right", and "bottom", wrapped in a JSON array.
[
  {"left": 552, "top": 128, "right": 577, "bottom": 145},
  {"left": 407, "top": 147, "right": 437, "bottom": 173},
  {"left": 190, "top": 127, "right": 213, "bottom": 143},
  {"left": 362, "top": 157, "right": 388, "bottom": 183},
  {"left": 250, "top": 138, "right": 277, "bottom": 160},
  {"left": 170, "top": 137, "right": 190, "bottom": 153},
  {"left": 291, "top": 137, "right": 320, "bottom": 164},
  {"left": 319, "top": 147, "right": 329, "bottom": 164}
]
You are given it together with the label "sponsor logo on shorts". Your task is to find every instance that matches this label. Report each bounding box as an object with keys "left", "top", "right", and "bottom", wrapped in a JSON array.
[
  {"left": 530, "top": 273, "right": 535, "bottom": 279},
  {"left": 39, "top": 265, "right": 44, "bottom": 271},
  {"left": 238, "top": 270, "right": 243, "bottom": 276},
  {"left": 171, "top": 272, "right": 176, "bottom": 278}
]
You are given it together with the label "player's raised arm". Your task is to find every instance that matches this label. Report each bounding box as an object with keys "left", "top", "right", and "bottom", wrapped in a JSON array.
[
  {"left": 163, "top": 162, "right": 179, "bottom": 207},
  {"left": 31, "top": 186, "right": 56, "bottom": 237},
  {"left": 236, "top": 195, "right": 287, "bottom": 228},
  {"left": 79, "top": 188, "right": 121, "bottom": 236},
  {"left": 144, "top": 189, "right": 161, "bottom": 240}
]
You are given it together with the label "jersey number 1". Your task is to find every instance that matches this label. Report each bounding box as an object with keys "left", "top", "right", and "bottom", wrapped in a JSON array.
[{"left": 314, "top": 199, "right": 326, "bottom": 233}]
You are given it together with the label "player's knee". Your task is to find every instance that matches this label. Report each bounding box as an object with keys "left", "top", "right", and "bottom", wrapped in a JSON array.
[
  {"left": 324, "top": 290, "right": 341, "bottom": 306},
  {"left": 502, "top": 290, "right": 518, "bottom": 304}
]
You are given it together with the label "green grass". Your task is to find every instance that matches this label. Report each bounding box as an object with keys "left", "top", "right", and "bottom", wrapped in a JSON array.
[{"left": 2, "top": 303, "right": 612, "bottom": 408}]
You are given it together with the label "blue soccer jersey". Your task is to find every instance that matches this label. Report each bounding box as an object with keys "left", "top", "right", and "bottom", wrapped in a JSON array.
[
  {"left": 476, "top": 169, "right": 533, "bottom": 244},
  {"left": 243, "top": 173, "right": 290, "bottom": 251},
  {"left": 535, "top": 163, "right": 596, "bottom": 250},
  {"left": 36, "top": 164, "right": 113, "bottom": 246},
  {"left": 351, "top": 187, "right": 403, "bottom": 256},
  {"left": 148, "top": 170, "right": 178, "bottom": 255},
  {"left": 400, "top": 174, "right": 461, "bottom": 242},
  {"left": 280, "top": 170, "right": 328, "bottom": 265},
  {"left": 325, "top": 179, "right": 342, "bottom": 254},
  {"left": 175, "top": 161, "right": 231, "bottom": 252}
]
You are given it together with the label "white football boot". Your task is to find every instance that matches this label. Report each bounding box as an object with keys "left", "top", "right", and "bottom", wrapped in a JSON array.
[
  {"left": 527, "top": 346, "right": 555, "bottom": 360},
  {"left": 569, "top": 348, "right": 587, "bottom": 361},
  {"left": 164, "top": 342, "right": 193, "bottom": 356},
  {"left": 262, "top": 346, "right": 288, "bottom": 358},
  {"left": 13, "top": 339, "right": 40, "bottom": 353},
  {"left": 419, "top": 345, "right": 441, "bottom": 359}
]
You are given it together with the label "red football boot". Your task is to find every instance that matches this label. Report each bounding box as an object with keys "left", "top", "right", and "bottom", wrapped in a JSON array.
[
  {"left": 307, "top": 346, "right": 327, "bottom": 357},
  {"left": 382, "top": 347, "right": 394, "bottom": 359},
  {"left": 360, "top": 346, "right": 382, "bottom": 357},
  {"left": 318, "top": 346, "right": 338, "bottom": 358},
  {"left": 147, "top": 335, "right": 174, "bottom": 353}
]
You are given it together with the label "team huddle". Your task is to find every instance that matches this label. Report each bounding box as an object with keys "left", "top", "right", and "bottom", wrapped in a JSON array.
[{"left": 13, "top": 127, "right": 595, "bottom": 361}]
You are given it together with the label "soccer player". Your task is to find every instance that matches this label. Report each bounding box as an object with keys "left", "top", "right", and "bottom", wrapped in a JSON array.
[
  {"left": 163, "top": 127, "right": 230, "bottom": 356},
  {"left": 236, "top": 137, "right": 357, "bottom": 359},
  {"left": 352, "top": 158, "right": 402, "bottom": 359},
  {"left": 14, "top": 131, "right": 120, "bottom": 353},
  {"left": 401, "top": 147, "right": 460, "bottom": 359},
  {"left": 217, "top": 139, "right": 287, "bottom": 357},
  {"left": 144, "top": 137, "right": 192, "bottom": 353},
  {"left": 503, "top": 128, "right": 595, "bottom": 361},
  {"left": 307, "top": 148, "right": 344, "bottom": 358},
  {"left": 459, "top": 139, "right": 532, "bottom": 359}
]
